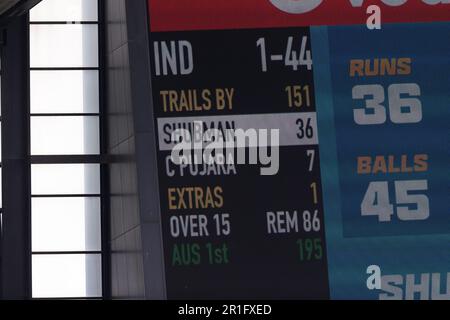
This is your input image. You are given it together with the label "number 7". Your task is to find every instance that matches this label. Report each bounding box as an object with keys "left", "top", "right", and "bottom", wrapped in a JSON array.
[{"left": 307, "top": 149, "right": 315, "bottom": 172}]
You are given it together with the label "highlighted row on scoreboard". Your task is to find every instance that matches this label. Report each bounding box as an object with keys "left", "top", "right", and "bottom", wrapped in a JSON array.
[{"left": 157, "top": 112, "right": 319, "bottom": 151}]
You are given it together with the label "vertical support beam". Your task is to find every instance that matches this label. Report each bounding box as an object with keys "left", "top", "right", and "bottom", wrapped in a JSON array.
[
  {"left": 1, "top": 14, "right": 31, "bottom": 299},
  {"left": 125, "top": 0, "right": 166, "bottom": 299},
  {"left": 98, "top": 0, "right": 112, "bottom": 300}
]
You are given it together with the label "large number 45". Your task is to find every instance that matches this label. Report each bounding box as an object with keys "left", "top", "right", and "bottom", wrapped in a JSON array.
[
  {"left": 361, "top": 180, "right": 430, "bottom": 222},
  {"left": 353, "top": 83, "right": 422, "bottom": 125}
]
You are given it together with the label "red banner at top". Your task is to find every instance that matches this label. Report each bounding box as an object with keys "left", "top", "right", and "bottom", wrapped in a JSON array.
[{"left": 148, "top": 0, "right": 450, "bottom": 32}]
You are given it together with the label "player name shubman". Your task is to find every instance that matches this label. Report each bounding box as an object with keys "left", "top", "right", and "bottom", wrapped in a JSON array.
[{"left": 161, "top": 119, "right": 236, "bottom": 144}]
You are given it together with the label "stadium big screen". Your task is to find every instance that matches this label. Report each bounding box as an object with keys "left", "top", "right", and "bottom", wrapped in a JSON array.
[{"left": 146, "top": 0, "right": 450, "bottom": 300}]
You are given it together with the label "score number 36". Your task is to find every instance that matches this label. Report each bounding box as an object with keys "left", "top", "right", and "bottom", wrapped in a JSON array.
[
  {"left": 353, "top": 83, "right": 422, "bottom": 125},
  {"left": 353, "top": 83, "right": 430, "bottom": 222}
]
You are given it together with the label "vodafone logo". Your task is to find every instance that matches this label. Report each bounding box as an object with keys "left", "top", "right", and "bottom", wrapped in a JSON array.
[
  {"left": 269, "top": 0, "right": 450, "bottom": 14},
  {"left": 269, "top": 0, "right": 323, "bottom": 14},
  {"left": 149, "top": 0, "right": 450, "bottom": 31}
]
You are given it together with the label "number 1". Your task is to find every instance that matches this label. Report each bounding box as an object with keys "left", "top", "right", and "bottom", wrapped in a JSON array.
[
  {"left": 310, "top": 182, "right": 318, "bottom": 205},
  {"left": 256, "top": 38, "right": 267, "bottom": 72}
]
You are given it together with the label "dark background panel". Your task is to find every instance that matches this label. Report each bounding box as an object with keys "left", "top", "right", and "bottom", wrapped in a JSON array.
[{"left": 150, "top": 28, "right": 316, "bottom": 118}]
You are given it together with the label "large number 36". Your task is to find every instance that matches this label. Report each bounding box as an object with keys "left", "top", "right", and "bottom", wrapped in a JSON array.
[{"left": 353, "top": 83, "right": 422, "bottom": 125}]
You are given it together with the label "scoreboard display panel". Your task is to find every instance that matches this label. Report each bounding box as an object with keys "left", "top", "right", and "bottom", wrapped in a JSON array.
[{"left": 147, "top": 0, "right": 450, "bottom": 300}]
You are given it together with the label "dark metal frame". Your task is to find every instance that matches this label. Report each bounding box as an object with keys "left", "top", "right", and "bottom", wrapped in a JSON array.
[
  {"left": 0, "top": 24, "right": 2, "bottom": 298},
  {"left": 1, "top": 13, "right": 32, "bottom": 299},
  {"left": 0, "top": 0, "right": 42, "bottom": 26},
  {"left": 98, "top": 0, "right": 111, "bottom": 300}
]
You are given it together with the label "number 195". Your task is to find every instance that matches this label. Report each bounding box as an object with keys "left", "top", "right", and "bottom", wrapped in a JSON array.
[{"left": 297, "top": 238, "right": 323, "bottom": 262}]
